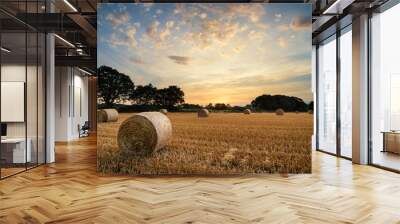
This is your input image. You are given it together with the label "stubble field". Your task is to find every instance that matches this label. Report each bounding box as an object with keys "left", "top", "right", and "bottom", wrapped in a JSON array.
[{"left": 97, "top": 112, "right": 313, "bottom": 175}]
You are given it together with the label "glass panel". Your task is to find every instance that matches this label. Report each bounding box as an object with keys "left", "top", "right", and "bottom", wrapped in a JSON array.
[
  {"left": 27, "top": 31, "right": 38, "bottom": 169},
  {"left": 38, "top": 32, "right": 46, "bottom": 165},
  {"left": 0, "top": 1, "right": 46, "bottom": 179},
  {"left": 1, "top": 31, "right": 27, "bottom": 177},
  {"left": 340, "top": 28, "right": 352, "bottom": 158},
  {"left": 317, "top": 36, "right": 337, "bottom": 154},
  {"left": 371, "top": 4, "right": 400, "bottom": 171}
]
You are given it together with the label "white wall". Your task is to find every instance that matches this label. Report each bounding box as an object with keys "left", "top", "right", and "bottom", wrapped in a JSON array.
[{"left": 54, "top": 67, "right": 89, "bottom": 141}]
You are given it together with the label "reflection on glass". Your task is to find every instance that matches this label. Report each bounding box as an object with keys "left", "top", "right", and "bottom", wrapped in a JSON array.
[
  {"left": 27, "top": 32, "right": 38, "bottom": 169},
  {"left": 340, "top": 28, "right": 352, "bottom": 158},
  {"left": 371, "top": 3, "right": 400, "bottom": 171},
  {"left": 38, "top": 33, "right": 46, "bottom": 165},
  {"left": 1, "top": 32, "right": 27, "bottom": 177},
  {"left": 317, "top": 36, "right": 337, "bottom": 154},
  {"left": 0, "top": 1, "right": 46, "bottom": 178}
]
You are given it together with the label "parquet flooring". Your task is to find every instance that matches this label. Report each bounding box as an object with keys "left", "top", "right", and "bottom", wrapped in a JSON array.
[{"left": 0, "top": 136, "right": 400, "bottom": 223}]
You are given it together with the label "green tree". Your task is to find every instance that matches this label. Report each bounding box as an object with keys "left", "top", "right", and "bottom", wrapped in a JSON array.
[
  {"left": 155, "top": 85, "right": 185, "bottom": 110},
  {"left": 251, "top": 94, "right": 308, "bottom": 112},
  {"left": 97, "top": 66, "right": 135, "bottom": 107},
  {"left": 130, "top": 84, "right": 158, "bottom": 105},
  {"left": 214, "top": 103, "right": 228, "bottom": 110},
  {"left": 308, "top": 101, "right": 314, "bottom": 111}
]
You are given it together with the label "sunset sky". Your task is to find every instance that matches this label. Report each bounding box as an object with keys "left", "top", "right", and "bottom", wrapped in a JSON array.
[{"left": 98, "top": 3, "right": 312, "bottom": 106}]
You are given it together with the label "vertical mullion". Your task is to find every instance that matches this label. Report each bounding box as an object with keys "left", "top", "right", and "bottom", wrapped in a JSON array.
[
  {"left": 337, "top": 37, "right": 340, "bottom": 157},
  {"left": 316, "top": 44, "right": 320, "bottom": 150},
  {"left": 25, "top": 0, "right": 28, "bottom": 171},
  {"left": 367, "top": 11, "right": 373, "bottom": 165},
  {"left": 36, "top": 0, "right": 39, "bottom": 167},
  {"left": 44, "top": 0, "right": 47, "bottom": 164}
]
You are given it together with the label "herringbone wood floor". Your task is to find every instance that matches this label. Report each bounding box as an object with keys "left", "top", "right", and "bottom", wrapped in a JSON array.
[{"left": 1, "top": 136, "right": 400, "bottom": 224}]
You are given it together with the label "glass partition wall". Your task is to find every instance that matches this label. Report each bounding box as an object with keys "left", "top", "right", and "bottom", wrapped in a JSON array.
[
  {"left": 316, "top": 26, "right": 352, "bottom": 159},
  {"left": 0, "top": 3, "right": 46, "bottom": 179},
  {"left": 339, "top": 26, "right": 352, "bottom": 159},
  {"left": 317, "top": 35, "right": 337, "bottom": 155},
  {"left": 370, "top": 3, "right": 400, "bottom": 171}
]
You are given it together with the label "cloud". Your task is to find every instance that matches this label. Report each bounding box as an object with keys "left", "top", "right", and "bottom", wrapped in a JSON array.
[
  {"left": 106, "top": 12, "right": 130, "bottom": 26},
  {"left": 146, "top": 20, "right": 160, "bottom": 40},
  {"left": 277, "top": 37, "right": 288, "bottom": 48},
  {"left": 290, "top": 16, "right": 311, "bottom": 30},
  {"left": 109, "top": 25, "right": 138, "bottom": 49},
  {"left": 229, "top": 73, "right": 311, "bottom": 88},
  {"left": 99, "top": 4, "right": 312, "bottom": 105},
  {"left": 199, "top": 13, "right": 207, "bottom": 19},
  {"left": 186, "top": 19, "right": 245, "bottom": 49},
  {"left": 275, "top": 13, "right": 282, "bottom": 22},
  {"left": 224, "top": 4, "right": 266, "bottom": 23},
  {"left": 142, "top": 3, "right": 153, "bottom": 12},
  {"left": 168, "top": 56, "right": 191, "bottom": 65},
  {"left": 144, "top": 20, "right": 175, "bottom": 46},
  {"left": 130, "top": 56, "right": 144, "bottom": 64}
]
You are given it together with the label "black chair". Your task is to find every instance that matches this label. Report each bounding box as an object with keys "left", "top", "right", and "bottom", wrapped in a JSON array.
[{"left": 79, "top": 121, "right": 90, "bottom": 138}]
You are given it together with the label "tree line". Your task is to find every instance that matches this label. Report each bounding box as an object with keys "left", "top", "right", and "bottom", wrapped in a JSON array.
[
  {"left": 97, "top": 66, "right": 184, "bottom": 111},
  {"left": 97, "top": 65, "right": 313, "bottom": 112}
]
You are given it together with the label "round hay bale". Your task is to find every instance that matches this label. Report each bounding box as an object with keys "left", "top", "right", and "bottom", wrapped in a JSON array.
[
  {"left": 308, "top": 110, "right": 313, "bottom": 114},
  {"left": 275, "top": 108, "right": 285, "bottom": 116},
  {"left": 198, "top": 109, "right": 209, "bottom": 118},
  {"left": 102, "top": 109, "right": 118, "bottom": 122},
  {"left": 97, "top": 110, "right": 107, "bottom": 123},
  {"left": 117, "top": 112, "right": 172, "bottom": 157},
  {"left": 160, "top": 109, "right": 168, "bottom": 115},
  {"left": 244, "top": 109, "right": 251, "bottom": 114}
]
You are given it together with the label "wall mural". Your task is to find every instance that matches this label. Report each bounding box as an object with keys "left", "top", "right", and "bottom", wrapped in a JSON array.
[{"left": 97, "top": 3, "right": 313, "bottom": 175}]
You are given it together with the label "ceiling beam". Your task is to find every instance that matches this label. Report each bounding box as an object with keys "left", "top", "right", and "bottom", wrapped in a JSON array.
[{"left": 55, "top": 55, "right": 96, "bottom": 70}]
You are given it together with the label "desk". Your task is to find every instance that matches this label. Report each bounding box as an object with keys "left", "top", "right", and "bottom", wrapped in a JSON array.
[
  {"left": 382, "top": 131, "right": 400, "bottom": 154},
  {"left": 1, "top": 138, "right": 31, "bottom": 163}
]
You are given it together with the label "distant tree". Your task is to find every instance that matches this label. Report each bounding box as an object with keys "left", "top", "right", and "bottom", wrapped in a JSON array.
[
  {"left": 214, "top": 103, "right": 228, "bottom": 110},
  {"left": 232, "top": 106, "right": 245, "bottom": 112},
  {"left": 155, "top": 85, "right": 185, "bottom": 110},
  {"left": 206, "top": 103, "right": 214, "bottom": 110},
  {"left": 130, "top": 84, "right": 157, "bottom": 105},
  {"left": 97, "top": 66, "right": 135, "bottom": 107},
  {"left": 308, "top": 101, "right": 314, "bottom": 111},
  {"left": 251, "top": 94, "right": 308, "bottom": 112}
]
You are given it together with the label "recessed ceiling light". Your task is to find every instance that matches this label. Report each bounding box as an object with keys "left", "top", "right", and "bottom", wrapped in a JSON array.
[
  {"left": 54, "top": 34, "right": 75, "bottom": 48},
  {"left": 323, "top": 0, "right": 342, "bottom": 15},
  {"left": 1, "top": 47, "right": 11, "bottom": 53},
  {"left": 78, "top": 67, "right": 93, "bottom": 76},
  {"left": 63, "top": 0, "right": 78, "bottom": 12}
]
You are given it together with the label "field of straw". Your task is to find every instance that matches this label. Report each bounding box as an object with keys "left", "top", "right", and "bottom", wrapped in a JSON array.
[{"left": 97, "top": 112, "right": 313, "bottom": 175}]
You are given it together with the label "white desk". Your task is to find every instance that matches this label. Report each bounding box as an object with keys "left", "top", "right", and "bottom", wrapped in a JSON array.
[{"left": 1, "top": 138, "right": 31, "bottom": 163}]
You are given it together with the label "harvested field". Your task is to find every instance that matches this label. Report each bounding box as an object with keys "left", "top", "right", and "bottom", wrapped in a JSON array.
[{"left": 97, "top": 112, "right": 312, "bottom": 175}]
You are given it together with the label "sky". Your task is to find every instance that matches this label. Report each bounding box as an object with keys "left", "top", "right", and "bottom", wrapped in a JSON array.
[{"left": 98, "top": 3, "right": 312, "bottom": 106}]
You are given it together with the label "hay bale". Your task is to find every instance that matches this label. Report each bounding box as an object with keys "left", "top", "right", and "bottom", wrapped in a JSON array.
[
  {"left": 117, "top": 112, "right": 172, "bottom": 157},
  {"left": 97, "top": 110, "right": 107, "bottom": 123},
  {"left": 160, "top": 109, "right": 168, "bottom": 115},
  {"left": 102, "top": 109, "right": 118, "bottom": 122},
  {"left": 244, "top": 109, "right": 251, "bottom": 114},
  {"left": 275, "top": 108, "right": 284, "bottom": 116},
  {"left": 198, "top": 109, "right": 209, "bottom": 118}
]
